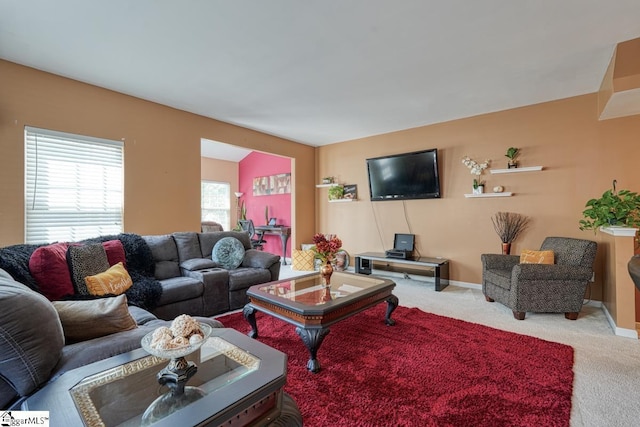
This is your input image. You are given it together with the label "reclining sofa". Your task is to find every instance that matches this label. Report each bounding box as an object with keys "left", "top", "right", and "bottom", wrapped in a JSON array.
[{"left": 0, "top": 230, "right": 283, "bottom": 409}]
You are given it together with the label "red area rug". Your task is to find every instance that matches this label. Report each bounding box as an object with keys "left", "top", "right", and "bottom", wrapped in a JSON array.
[{"left": 217, "top": 305, "right": 573, "bottom": 427}]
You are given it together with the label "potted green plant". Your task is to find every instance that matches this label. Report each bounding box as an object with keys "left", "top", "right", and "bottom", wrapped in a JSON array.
[
  {"left": 579, "top": 182, "right": 640, "bottom": 232},
  {"left": 328, "top": 185, "right": 344, "bottom": 200},
  {"left": 322, "top": 176, "right": 335, "bottom": 184},
  {"left": 505, "top": 147, "right": 519, "bottom": 168}
]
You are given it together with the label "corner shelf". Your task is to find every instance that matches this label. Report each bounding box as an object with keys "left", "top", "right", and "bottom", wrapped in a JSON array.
[
  {"left": 464, "top": 192, "right": 513, "bottom": 198},
  {"left": 490, "top": 166, "right": 543, "bottom": 174},
  {"left": 316, "top": 183, "right": 340, "bottom": 188}
]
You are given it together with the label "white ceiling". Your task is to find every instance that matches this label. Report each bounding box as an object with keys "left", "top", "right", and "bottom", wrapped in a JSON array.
[{"left": 2, "top": 1, "right": 640, "bottom": 149}]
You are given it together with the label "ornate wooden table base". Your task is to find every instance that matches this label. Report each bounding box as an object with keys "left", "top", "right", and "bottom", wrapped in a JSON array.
[{"left": 244, "top": 294, "right": 398, "bottom": 373}]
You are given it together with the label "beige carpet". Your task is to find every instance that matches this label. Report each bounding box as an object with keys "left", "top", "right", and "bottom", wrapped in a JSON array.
[{"left": 277, "top": 266, "right": 640, "bottom": 427}]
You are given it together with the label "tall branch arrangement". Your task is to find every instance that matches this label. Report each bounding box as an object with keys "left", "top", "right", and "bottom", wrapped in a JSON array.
[{"left": 491, "top": 212, "right": 530, "bottom": 243}]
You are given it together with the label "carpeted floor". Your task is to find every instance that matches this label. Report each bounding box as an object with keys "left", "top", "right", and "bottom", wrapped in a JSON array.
[
  {"left": 217, "top": 304, "right": 574, "bottom": 426},
  {"left": 222, "top": 266, "right": 640, "bottom": 427}
]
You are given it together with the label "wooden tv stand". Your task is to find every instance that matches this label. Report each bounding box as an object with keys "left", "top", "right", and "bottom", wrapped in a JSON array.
[{"left": 354, "top": 252, "right": 450, "bottom": 291}]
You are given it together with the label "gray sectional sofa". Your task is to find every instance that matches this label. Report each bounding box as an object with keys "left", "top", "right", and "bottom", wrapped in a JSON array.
[
  {"left": 143, "top": 230, "right": 281, "bottom": 319},
  {"left": 0, "top": 230, "right": 283, "bottom": 409}
]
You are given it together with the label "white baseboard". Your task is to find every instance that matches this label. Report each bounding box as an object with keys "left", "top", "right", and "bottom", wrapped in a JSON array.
[{"left": 601, "top": 303, "right": 639, "bottom": 339}]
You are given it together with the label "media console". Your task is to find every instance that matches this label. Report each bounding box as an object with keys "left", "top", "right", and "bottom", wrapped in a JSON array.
[{"left": 354, "top": 252, "right": 450, "bottom": 291}]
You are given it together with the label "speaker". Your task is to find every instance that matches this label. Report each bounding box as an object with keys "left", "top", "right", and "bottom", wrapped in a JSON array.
[{"left": 355, "top": 256, "right": 372, "bottom": 275}]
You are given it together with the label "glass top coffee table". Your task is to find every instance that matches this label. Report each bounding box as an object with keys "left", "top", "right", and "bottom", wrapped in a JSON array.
[
  {"left": 22, "top": 328, "right": 289, "bottom": 426},
  {"left": 243, "top": 271, "right": 398, "bottom": 373}
]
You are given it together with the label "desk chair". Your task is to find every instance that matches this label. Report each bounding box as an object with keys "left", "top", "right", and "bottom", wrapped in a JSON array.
[{"left": 238, "top": 219, "right": 266, "bottom": 250}]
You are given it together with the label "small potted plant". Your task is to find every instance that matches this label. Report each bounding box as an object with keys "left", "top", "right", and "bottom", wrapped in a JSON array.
[
  {"left": 322, "top": 176, "right": 335, "bottom": 184},
  {"left": 462, "top": 156, "right": 490, "bottom": 194},
  {"left": 328, "top": 185, "right": 345, "bottom": 200},
  {"left": 579, "top": 181, "right": 640, "bottom": 232},
  {"left": 505, "top": 147, "right": 519, "bottom": 168}
]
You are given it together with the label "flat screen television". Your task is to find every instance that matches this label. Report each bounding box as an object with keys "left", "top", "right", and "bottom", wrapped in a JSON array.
[{"left": 366, "top": 149, "right": 441, "bottom": 201}]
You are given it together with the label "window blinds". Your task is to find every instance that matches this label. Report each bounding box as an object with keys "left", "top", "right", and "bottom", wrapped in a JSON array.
[{"left": 25, "top": 126, "right": 124, "bottom": 244}]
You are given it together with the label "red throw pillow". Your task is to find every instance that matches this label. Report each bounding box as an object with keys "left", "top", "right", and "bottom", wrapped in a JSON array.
[
  {"left": 29, "top": 242, "right": 75, "bottom": 301},
  {"left": 102, "top": 239, "right": 126, "bottom": 267}
]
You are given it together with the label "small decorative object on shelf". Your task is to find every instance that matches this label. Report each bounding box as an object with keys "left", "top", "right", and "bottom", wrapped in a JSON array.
[
  {"left": 493, "top": 186, "right": 504, "bottom": 193},
  {"left": 322, "top": 176, "right": 335, "bottom": 184},
  {"left": 505, "top": 147, "right": 520, "bottom": 168},
  {"left": 579, "top": 179, "right": 640, "bottom": 233},
  {"left": 462, "top": 156, "right": 490, "bottom": 194},
  {"left": 342, "top": 184, "right": 357, "bottom": 200},
  {"left": 328, "top": 185, "right": 345, "bottom": 200},
  {"left": 491, "top": 212, "right": 530, "bottom": 255}
]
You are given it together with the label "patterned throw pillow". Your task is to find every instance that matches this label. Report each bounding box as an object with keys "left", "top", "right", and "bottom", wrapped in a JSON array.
[
  {"left": 67, "top": 244, "right": 111, "bottom": 295},
  {"left": 292, "top": 249, "right": 315, "bottom": 271},
  {"left": 211, "top": 237, "right": 245, "bottom": 270},
  {"left": 84, "top": 262, "right": 133, "bottom": 296},
  {"left": 520, "top": 249, "right": 555, "bottom": 264}
]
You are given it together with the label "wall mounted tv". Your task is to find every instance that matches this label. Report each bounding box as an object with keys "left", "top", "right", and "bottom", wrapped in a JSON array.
[{"left": 366, "top": 149, "right": 441, "bottom": 201}]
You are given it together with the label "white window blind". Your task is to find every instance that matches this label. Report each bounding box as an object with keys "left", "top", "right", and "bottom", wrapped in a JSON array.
[
  {"left": 25, "top": 126, "right": 124, "bottom": 244},
  {"left": 201, "top": 181, "right": 230, "bottom": 231}
]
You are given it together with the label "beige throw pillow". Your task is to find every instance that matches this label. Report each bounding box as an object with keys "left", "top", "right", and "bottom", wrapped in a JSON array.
[{"left": 52, "top": 294, "right": 137, "bottom": 343}]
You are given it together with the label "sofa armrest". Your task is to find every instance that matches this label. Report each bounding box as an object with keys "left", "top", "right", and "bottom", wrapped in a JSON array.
[
  {"left": 481, "top": 254, "right": 520, "bottom": 270},
  {"left": 242, "top": 249, "right": 280, "bottom": 269}
]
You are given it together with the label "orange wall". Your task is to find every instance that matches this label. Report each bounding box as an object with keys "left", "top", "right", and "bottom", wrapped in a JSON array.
[
  {"left": 0, "top": 60, "right": 315, "bottom": 248},
  {"left": 317, "top": 94, "right": 640, "bottom": 301}
]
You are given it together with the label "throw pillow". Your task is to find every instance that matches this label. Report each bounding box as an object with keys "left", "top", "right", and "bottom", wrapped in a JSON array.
[
  {"left": 520, "top": 249, "right": 555, "bottom": 264},
  {"left": 102, "top": 239, "right": 127, "bottom": 267},
  {"left": 67, "top": 244, "right": 111, "bottom": 295},
  {"left": 84, "top": 262, "right": 133, "bottom": 296},
  {"left": 292, "top": 249, "right": 315, "bottom": 271},
  {"left": 211, "top": 237, "right": 245, "bottom": 269},
  {"left": 29, "top": 242, "right": 76, "bottom": 301},
  {"left": 52, "top": 294, "right": 137, "bottom": 343}
]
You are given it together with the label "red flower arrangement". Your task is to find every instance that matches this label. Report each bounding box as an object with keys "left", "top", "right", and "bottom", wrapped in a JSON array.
[{"left": 311, "top": 233, "right": 342, "bottom": 263}]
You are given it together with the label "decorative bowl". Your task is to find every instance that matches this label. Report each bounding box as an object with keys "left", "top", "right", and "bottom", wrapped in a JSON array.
[{"left": 141, "top": 323, "right": 213, "bottom": 359}]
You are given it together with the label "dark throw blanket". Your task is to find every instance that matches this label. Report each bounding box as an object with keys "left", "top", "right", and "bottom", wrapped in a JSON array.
[{"left": 0, "top": 233, "right": 162, "bottom": 310}]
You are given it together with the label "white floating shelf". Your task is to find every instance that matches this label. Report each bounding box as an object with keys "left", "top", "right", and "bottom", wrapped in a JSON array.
[
  {"left": 329, "top": 198, "right": 356, "bottom": 203},
  {"left": 316, "top": 183, "right": 340, "bottom": 188},
  {"left": 464, "top": 192, "right": 513, "bottom": 198},
  {"left": 490, "top": 166, "right": 543, "bottom": 174}
]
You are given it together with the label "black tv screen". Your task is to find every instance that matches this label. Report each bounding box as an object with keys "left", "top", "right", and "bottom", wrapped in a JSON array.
[{"left": 366, "top": 149, "right": 441, "bottom": 201}]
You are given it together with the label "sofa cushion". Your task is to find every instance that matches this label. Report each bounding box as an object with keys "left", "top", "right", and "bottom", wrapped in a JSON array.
[
  {"left": 199, "top": 231, "right": 252, "bottom": 258},
  {"left": 156, "top": 276, "right": 204, "bottom": 306},
  {"left": 84, "top": 262, "right": 133, "bottom": 296},
  {"left": 102, "top": 239, "right": 127, "bottom": 267},
  {"left": 0, "top": 269, "right": 64, "bottom": 401},
  {"left": 228, "top": 268, "right": 271, "bottom": 291},
  {"left": 28, "top": 242, "right": 75, "bottom": 301},
  {"left": 143, "top": 235, "right": 180, "bottom": 280},
  {"left": 180, "top": 258, "right": 219, "bottom": 271},
  {"left": 173, "top": 232, "right": 203, "bottom": 262},
  {"left": 212, "top": 237, "right": 245, "bottom": 269},
  {"left": 52, "top": 295, "right": 137, "bottom": 343},
  {"left": 67, "top": 244, "right": 111, "bottom": 295}
]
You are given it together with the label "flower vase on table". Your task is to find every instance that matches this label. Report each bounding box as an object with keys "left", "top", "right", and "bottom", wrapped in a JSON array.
[{"left": 320, "top": 260, "right": 333, "bottom": 286}]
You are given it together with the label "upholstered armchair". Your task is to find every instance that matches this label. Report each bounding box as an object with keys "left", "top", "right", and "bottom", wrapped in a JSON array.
[{"left": 481, "top": 237, "right": 597, "bottom": 320}]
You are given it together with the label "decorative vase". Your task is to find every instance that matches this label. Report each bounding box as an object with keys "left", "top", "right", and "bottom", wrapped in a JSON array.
[
  {"left": 507, "top": 161, "right": 518, "bottom": 169},
  {"left": 473, "top": 185, "right": 484, "bottom": 195},
  {"left": 320, "top": 260, "right": 333, "bottom": 286},
  {"left": 502, "top": 242, "right": 512, "bottom": 255}
]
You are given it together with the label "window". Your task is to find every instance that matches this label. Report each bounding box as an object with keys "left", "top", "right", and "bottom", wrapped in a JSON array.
[
  {"left": 25, "top": 126, "right": 124, "bottom": 244},
  {"left": 201, "top": 181, "right": 231, "bottom": 231}
]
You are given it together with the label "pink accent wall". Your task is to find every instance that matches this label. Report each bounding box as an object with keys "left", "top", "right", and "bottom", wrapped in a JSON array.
[{"left": 239, "top": 152, "right": 292, "bottom": 258}]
